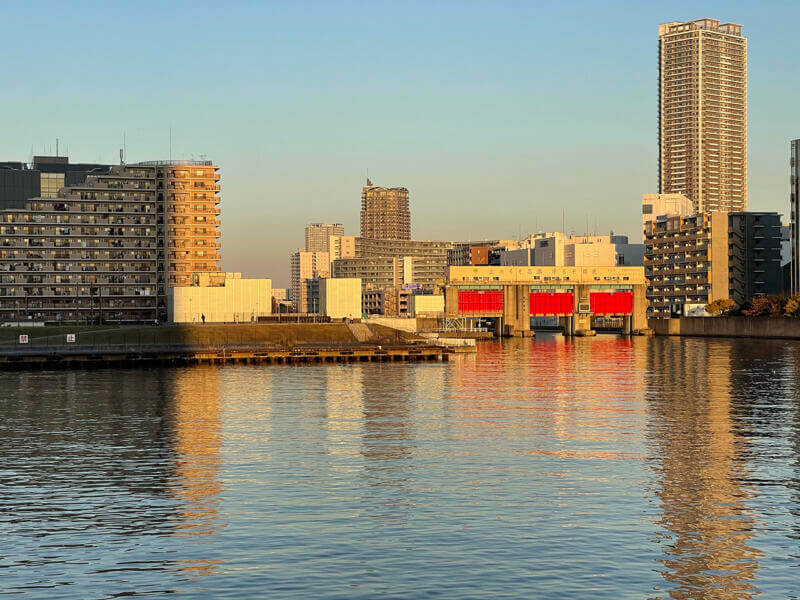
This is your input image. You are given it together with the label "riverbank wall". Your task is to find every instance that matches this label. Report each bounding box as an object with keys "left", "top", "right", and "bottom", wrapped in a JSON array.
[
  {"left": 0, "top": 322, "right": 449, "bottom": 369},
  {"left": 649, "top": 317, "right": 800, "bottom": 340}
]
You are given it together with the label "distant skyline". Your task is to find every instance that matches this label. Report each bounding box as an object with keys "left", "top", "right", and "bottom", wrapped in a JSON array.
[{"left": 4, "top": 1, "right": 800, "bottom": 286}]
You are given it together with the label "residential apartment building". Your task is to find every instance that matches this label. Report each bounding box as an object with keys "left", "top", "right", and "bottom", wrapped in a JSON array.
[
  {"left": 658, "top": 19, "right": 747, "bottom": 213},
  {"left": 305, "top": 222, "right": 344, "bottom": 252},
  {"left": 331, "top": 239, "right": 452, "bottom": 289},
  {"left": 644, "top": 211, "right": 781, "bottom": 317},
  {"left": 290, "top": 249, "right": 330, "bottom": 312},
  {"left": 791, "top": 139, "right": 800, "bottom": 294},
  {"left": 360, "top": 179, "right": 410, "bottom": 240},
  {"left": 0, "top": 159, "right": 221, "bottom": 324}
]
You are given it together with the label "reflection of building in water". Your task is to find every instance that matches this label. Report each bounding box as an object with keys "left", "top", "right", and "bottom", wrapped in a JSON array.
[
  {"left": 360, "top": 365, "right": 415, "bottom": 463},
  {"left": 449, "top": 337, "right": 645, "bottom": 460},
  {"left": 324, "top": 366, "right": 364, "bottom": 463},
  {"left": 168, "top": 367, "right": 223, "bottom": 549},
  {"left": 647, "top": 339, "right": 760, "bottom": 599},
  {"left": 357, "top": 365, "right": 416, "bottom": 523}
]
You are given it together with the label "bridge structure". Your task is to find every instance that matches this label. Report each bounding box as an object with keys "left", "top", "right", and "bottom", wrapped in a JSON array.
[{"left": 444, "top": 266, "right": 647, "bottom": 336}]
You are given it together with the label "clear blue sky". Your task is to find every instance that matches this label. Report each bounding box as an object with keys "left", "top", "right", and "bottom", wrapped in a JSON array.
[{"left": 3, "top": 1, "right": 799, "bottom": 286}]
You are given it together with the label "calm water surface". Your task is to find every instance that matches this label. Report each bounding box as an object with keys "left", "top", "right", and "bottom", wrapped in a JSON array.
[{"left": 2, "top": 335, "right": 800, "bottom": 599}]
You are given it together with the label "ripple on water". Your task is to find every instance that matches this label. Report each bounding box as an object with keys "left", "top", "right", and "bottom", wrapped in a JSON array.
[{"left": 2, "top": 336, "right": 800, "bottom": 599}]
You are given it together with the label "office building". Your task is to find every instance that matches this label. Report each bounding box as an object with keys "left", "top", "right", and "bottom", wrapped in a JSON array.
[
  {"left": 0, "top": 159, "right": 221, "bottom": 324},
  {"left": 360, "top": 179, "right": 410, "bottom": 240},
  {"left": 644, "top": 211, "right": 781, "bottom": 317},
  {"left": 290, "top": 249, "right": 330, "bottom": 312},
  {"left": 305, "top": 222, "right": 344, "bottom": 252},
  {"left": 791, "top": 139, "right": 800, "bottom": 294},
  {"left": 659, "top": 19, "right": 747, "bottom": 213}
]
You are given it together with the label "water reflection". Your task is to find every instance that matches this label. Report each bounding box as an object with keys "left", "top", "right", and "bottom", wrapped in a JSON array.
[
  {"left": 647, "top": 340, "right": 760, "bottom": 599},
  {"left": 0, "top": 367, "right": 224, "bottom": 596},
  {"left": 4, "top": 337, "right": 800, "bottom": 598}
]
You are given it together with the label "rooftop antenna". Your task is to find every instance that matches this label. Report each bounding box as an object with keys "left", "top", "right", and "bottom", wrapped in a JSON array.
[
  {"left": 56, "top": 138, "right": 59, "bottom": 157},
  {"left": 169, "top": 127, "right": 172, "bottom": 161},
  {"left": 123, "top": 132, "right": 127, "bottom": 164}
]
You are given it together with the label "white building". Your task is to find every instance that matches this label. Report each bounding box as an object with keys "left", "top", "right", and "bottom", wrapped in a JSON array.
[{"left": 169, "top": 273, "right": 272, "bottom": 323}]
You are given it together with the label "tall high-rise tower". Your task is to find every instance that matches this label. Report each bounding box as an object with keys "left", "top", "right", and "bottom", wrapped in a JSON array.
[
  {"left": 360, "top": 179, "right": 410, "bottom": 240},
  {"left": 658, "top": 19, "right": 747, "bottom": 213}
]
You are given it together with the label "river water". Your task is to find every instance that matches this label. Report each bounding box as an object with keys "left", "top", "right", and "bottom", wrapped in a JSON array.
[{"left": 2, "top": 335, "right": 800, "bottom": 599}]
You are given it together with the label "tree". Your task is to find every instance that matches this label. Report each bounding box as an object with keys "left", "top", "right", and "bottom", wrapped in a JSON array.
[{"left": 705, "top": 298, "right": 737, "bottom": 317}]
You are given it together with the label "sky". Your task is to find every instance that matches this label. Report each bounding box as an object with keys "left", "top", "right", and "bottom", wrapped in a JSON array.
[{"left": 3, "top": 0, "right": 800, "bottom": 286}]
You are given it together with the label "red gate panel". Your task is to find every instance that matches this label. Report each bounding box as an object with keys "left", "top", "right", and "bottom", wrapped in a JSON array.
[
  {"left": 589, "top": 292, "right": 633, "bottom": 315},
  {"left": 458, "top": 290, "right": 503, "bottom": 313},
  {"left": 529, "top": 292, "right": 574, "bottom": 316}
]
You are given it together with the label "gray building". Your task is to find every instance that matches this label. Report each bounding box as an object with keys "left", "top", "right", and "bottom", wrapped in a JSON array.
[
  {"left": 611, "top": 235, "right": 645, "bottom": 266},
  {"left": 728, "top": 212, "right": 783, "bottom": 303},
  {"left": 0, "top": 156, "right": 111, "bottom": 211},
  {"left": 791, "top": 139, "right": 800, "bottom": 294},
  {"left": 0, "top": 163, "right": 40, "bottom": 211}
]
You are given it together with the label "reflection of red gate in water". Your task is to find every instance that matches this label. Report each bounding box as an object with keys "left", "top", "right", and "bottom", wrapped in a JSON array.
[
  {"left": 457, "top": 290, "right": 503, "bottom": 313},
  {"left": 529, "top": 292, "right": 574, "bottom": 316},
  {"left": 589, "top": 292, "right": 633, "bottom": 315}
]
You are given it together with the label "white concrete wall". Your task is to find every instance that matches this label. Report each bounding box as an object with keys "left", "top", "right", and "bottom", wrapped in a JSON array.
[
  {"left": 410, "top": 295, "right": 444, "bottom": 316},
  {"left": 321, "top": 278, "right": 362, "bottom": 319},
  {"left": 170, "top": 276, "right": 272, "bottom": 323}
]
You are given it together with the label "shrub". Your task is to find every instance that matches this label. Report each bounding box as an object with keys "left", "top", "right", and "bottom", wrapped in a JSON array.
[
  {"left": 705, "top": 298, "right": 737, "bottom": 316},
  {"left": 742, "top": 295, "right": 786, "bottom": 317},
  {"left": 784, "top": 295, "right": 800, "bottom": 317}
]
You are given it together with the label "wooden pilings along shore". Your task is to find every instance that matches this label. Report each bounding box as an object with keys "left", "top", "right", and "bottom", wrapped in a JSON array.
[{"left": 0, "top": 343, "right": 450, "bottom": 370}]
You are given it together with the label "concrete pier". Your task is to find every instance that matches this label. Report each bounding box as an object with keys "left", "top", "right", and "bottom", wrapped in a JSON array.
[{"left": 0, "top": 343, "right": 450, "bottom": 370}]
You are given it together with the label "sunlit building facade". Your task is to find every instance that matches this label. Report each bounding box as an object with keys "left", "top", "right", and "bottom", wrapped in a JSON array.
[
  {"left": 0, "top": 159, "right": 221, "bottom": 324},
  {"left": 659, "top": 19, "right": 747, "bottom": 213},
  {"left": 360, "top": 179, "right": 410, "bottom": 240}
]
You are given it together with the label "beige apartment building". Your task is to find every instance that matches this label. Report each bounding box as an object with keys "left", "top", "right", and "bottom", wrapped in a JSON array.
[
  {"left": 644, "top": 211, "right": 781, "bottom": 317},
  {"left": 156, "top": 161, "right": 222, "bottom": 287},
  {"left": 305, "top": 222, "right": 344, "bottom": 252},
  {"left": 0, "top": 159, "right": 221, "bottom": 324},
  {"left": 658, "top": 19, "right": 747, "bottom": 213},
  {"left": 290, "top": 249, "right": 330, "bottom": 312},
  {"left": 360, "top": 179, "right": 410, "bottom": 240}
]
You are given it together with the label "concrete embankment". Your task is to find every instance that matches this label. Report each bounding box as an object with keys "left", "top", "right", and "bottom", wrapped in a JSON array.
[
  {"left": 650, "top": 317, "right": 800, "bottom": 340},
  {"left": 0, "top": 323, "right": 448, "bottom": 369}
]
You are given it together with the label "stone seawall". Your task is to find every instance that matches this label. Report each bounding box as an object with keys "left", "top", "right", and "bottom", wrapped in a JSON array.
[{"left": 649, "top": 317, "right": 800, "bottom": 340}]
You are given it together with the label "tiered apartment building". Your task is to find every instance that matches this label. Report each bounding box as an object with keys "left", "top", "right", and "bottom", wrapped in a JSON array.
[
  {"left": 659, "top": 19, "right": 747, "bottom": 213},
  {"left": 0, "top": 159, "right": 220, "bottom": 324},
  {"left": 360, "top": 179, "right": 410, "bottom": 240}
]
